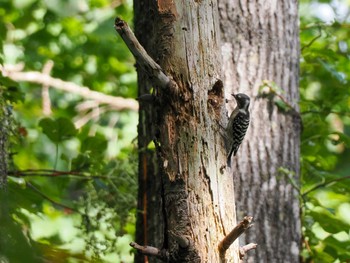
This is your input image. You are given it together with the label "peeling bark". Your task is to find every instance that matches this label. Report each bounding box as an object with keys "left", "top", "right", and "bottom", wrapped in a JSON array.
[{"left": 134, "top": 1, "right": 239, "bottom": 262}]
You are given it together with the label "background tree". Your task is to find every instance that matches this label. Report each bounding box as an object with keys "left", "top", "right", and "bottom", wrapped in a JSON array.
[{"left": 218, "top": 1, "right": 301, "bottom": 262}]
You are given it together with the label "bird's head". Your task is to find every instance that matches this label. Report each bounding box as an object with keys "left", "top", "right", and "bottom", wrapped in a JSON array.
[{"left": 232, "top": 93, "right": 250, "bottom": 110}]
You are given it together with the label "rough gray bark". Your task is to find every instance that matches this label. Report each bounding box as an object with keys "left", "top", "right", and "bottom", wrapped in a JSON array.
[
  {"left": 134, "top": 1, "right": 239, "bottom": 262},
  {"left": 218, "top": 0, "right": 301, "bottom": 262}
]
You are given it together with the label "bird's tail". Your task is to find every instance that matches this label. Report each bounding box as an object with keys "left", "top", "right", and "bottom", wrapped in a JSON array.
[{"left": 227, "top": 154, "right": 232, "bottom": 168}]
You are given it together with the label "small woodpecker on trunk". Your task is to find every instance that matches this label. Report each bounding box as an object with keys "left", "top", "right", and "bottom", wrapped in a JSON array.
[{"left": 226, "top": 93, "right": 250, "bottom": 165}]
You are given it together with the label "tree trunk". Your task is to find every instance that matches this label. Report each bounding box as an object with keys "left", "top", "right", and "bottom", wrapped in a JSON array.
[
  {"left": 0, "top": 97, "right": 8, "bottom": 189},
  {"left": 218, "top": 0, "right": 301, "bottom": 262},
  {"left": 134, "top": 1, "right": 239, "bottom": 262},
  {"left": 134, "top": 0, "right": 301, "bottom": 262}
]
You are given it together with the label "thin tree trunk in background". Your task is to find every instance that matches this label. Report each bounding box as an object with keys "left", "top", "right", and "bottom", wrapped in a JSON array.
[
  {"left": 133, "top": 4, "right": 166, "bottom": 263},
  {"left": 218, "top": 0, "right": 301, "bottom": 262},
  {"left": 134, "top": 1, "right": 239, "bottom": 262},
  {"left": 0, "top": 99, "right": 8, "bottom": 189}
]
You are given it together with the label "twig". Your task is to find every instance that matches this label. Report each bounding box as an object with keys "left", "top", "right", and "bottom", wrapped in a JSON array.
[
  {"left": 239, "top": 243, "right": 257, "bottom": 259},
  {"left": 42, "top": 60, "right": 54, "bottom": 115},
  {"left": 169, "top": 231, "right": 190, "bottom": 249},
  {"left": 114, "top": 17, "right": 177, "bottom": 92},
  {"left": 129, "top": 242, "right": 168, "bottom": 260},
  {"left": 0, "top": 65, "right": 138, "bottom": 111},
  {"left": 218, "top": 216, "right": 253, "bottom": 255},
  {"left": 301, "top": 110, "right": 350, "bottom": 117},
  {"left": 278, "top": 167, "right": 301, "bottom": 194},
  {"left": 301, "top": 23, "right": 350, "bottom": 30},
  {"left": 302, "top": 175, "right": 350, "bottom": 197},
  {"left": 8, "top": 169, "right": 115, "bottom": 180},
  {"left": 26, "top": 182, "right": 80, "bottom": 214},
  {"left": 303, "top": 237, "right": 312, "bottom": 254},
  {"left": 74, "top": 104, "right": 108, "bottom": 128},
  {"left": 260, "top": 81, "right": 298, "bottom": 113},
  {"left": 301, "top": 27, "right": 322, "bottom": 52}
]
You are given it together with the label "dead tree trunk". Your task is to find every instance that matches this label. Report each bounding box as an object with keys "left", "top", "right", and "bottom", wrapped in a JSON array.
[
  {"left": 130, "top": 0, "right": 300, "bottom": 262},
  {"left": 132, "top": 1, "right": 240, "bottom": 262},
  {"left": 218, "top": 0, "right": 301, "bottom": 262}
]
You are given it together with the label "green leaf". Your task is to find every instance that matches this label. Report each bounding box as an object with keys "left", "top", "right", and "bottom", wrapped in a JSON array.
[
  {"left": 3, "top": 86, "right": 25, "bottom": 103},
  {"left": 146, "top": 141, "right": 156, "bottom": 150},
  {"left": 274, "top": 99, "right": 291, "bottom": 112},
  {"left": 329, "top": 132, "right": 350, "bottom": 146},
  {"left": 39, "top": 117, "right": 77, "bottom": 143},
  {"left": 323, "top": 236, "right": 350, "bottom": 260},
  {"left": 0, "top": 76, "right": 25, "bottom": 103},
  {"left": 71, "top": 153, "right": 90, "bottom": 171},
  {"left": 81, "top": 136, "right": 108, "bottom": 156},
  {"left": 7, "top": 180, "right": 43, "bottom": 213},
  {"left": 309, "top": 206, "right": 350, "bottom": 234},
  {"left": 317, "top": 58, "right": 347, "bottom": 84}
]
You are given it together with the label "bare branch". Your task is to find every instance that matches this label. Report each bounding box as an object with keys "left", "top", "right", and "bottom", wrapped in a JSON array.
[
  {"left": 1, "top": 65, "right": 139, "bottom": 111},
  {"left": 239, "top": 243, "right": 258, "bottom": 259},
  {"left": 169, "top": 231, "right": 190, "bottom": 249},
  {"left": 301, "top": 110, "right": 350, "bottom": 117},
  {"left": 302, "top": 175, "right": 350, "bottom": 197},
  {"left": 301, "top": 27, "right": 322, "bottom": 51},
  {"left": 129, "top": 242, "right": 169, "bottom": 261},
  {"left": 218, "top": 216, "right": 253, "bottom": 254},
  {"left": 27, "top": 182, "right": 80, "bottom": 214},
  {"left": 42, "top": 60, "right": 54, "bottom": 115},
  {"left": 74, "top": 103, "right": 108, "bottom": 128},
  {"left": 8, "top": 169, "right": 122, "bottom": 181},
  {"left": 130, "top": 242, "right": 160, "bottom": 256},
  {"left": 114, "top": 17, "right": 177, "bottom": 92}
]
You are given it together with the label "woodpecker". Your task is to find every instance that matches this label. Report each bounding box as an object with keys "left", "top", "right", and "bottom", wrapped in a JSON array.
[{"left": 226, "top": 93, "right": 250, "bottom": 164}]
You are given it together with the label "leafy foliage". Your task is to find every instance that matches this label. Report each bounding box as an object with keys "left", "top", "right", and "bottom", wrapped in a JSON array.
[
  {"left": 39, "top": 117, "right": 78, "bottom": 143},
  {"left": 300, "top": 1, "right": 350, "bottom": 261},
  {"left": 0, "top": 0, "right": 137, "bottom": 262}
]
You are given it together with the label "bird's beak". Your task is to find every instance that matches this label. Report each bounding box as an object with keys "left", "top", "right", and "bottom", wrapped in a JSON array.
[{"left": 231, "top": 94, "right": 237, "bottom": 99}]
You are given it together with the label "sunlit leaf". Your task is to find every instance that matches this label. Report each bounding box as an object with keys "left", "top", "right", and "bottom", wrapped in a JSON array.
[
  {"left": 81, "top": 136, "right": 108, "bottom": 156},
  {"left": 39, "top": 117, "right": 77, "bottom": 143}
]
